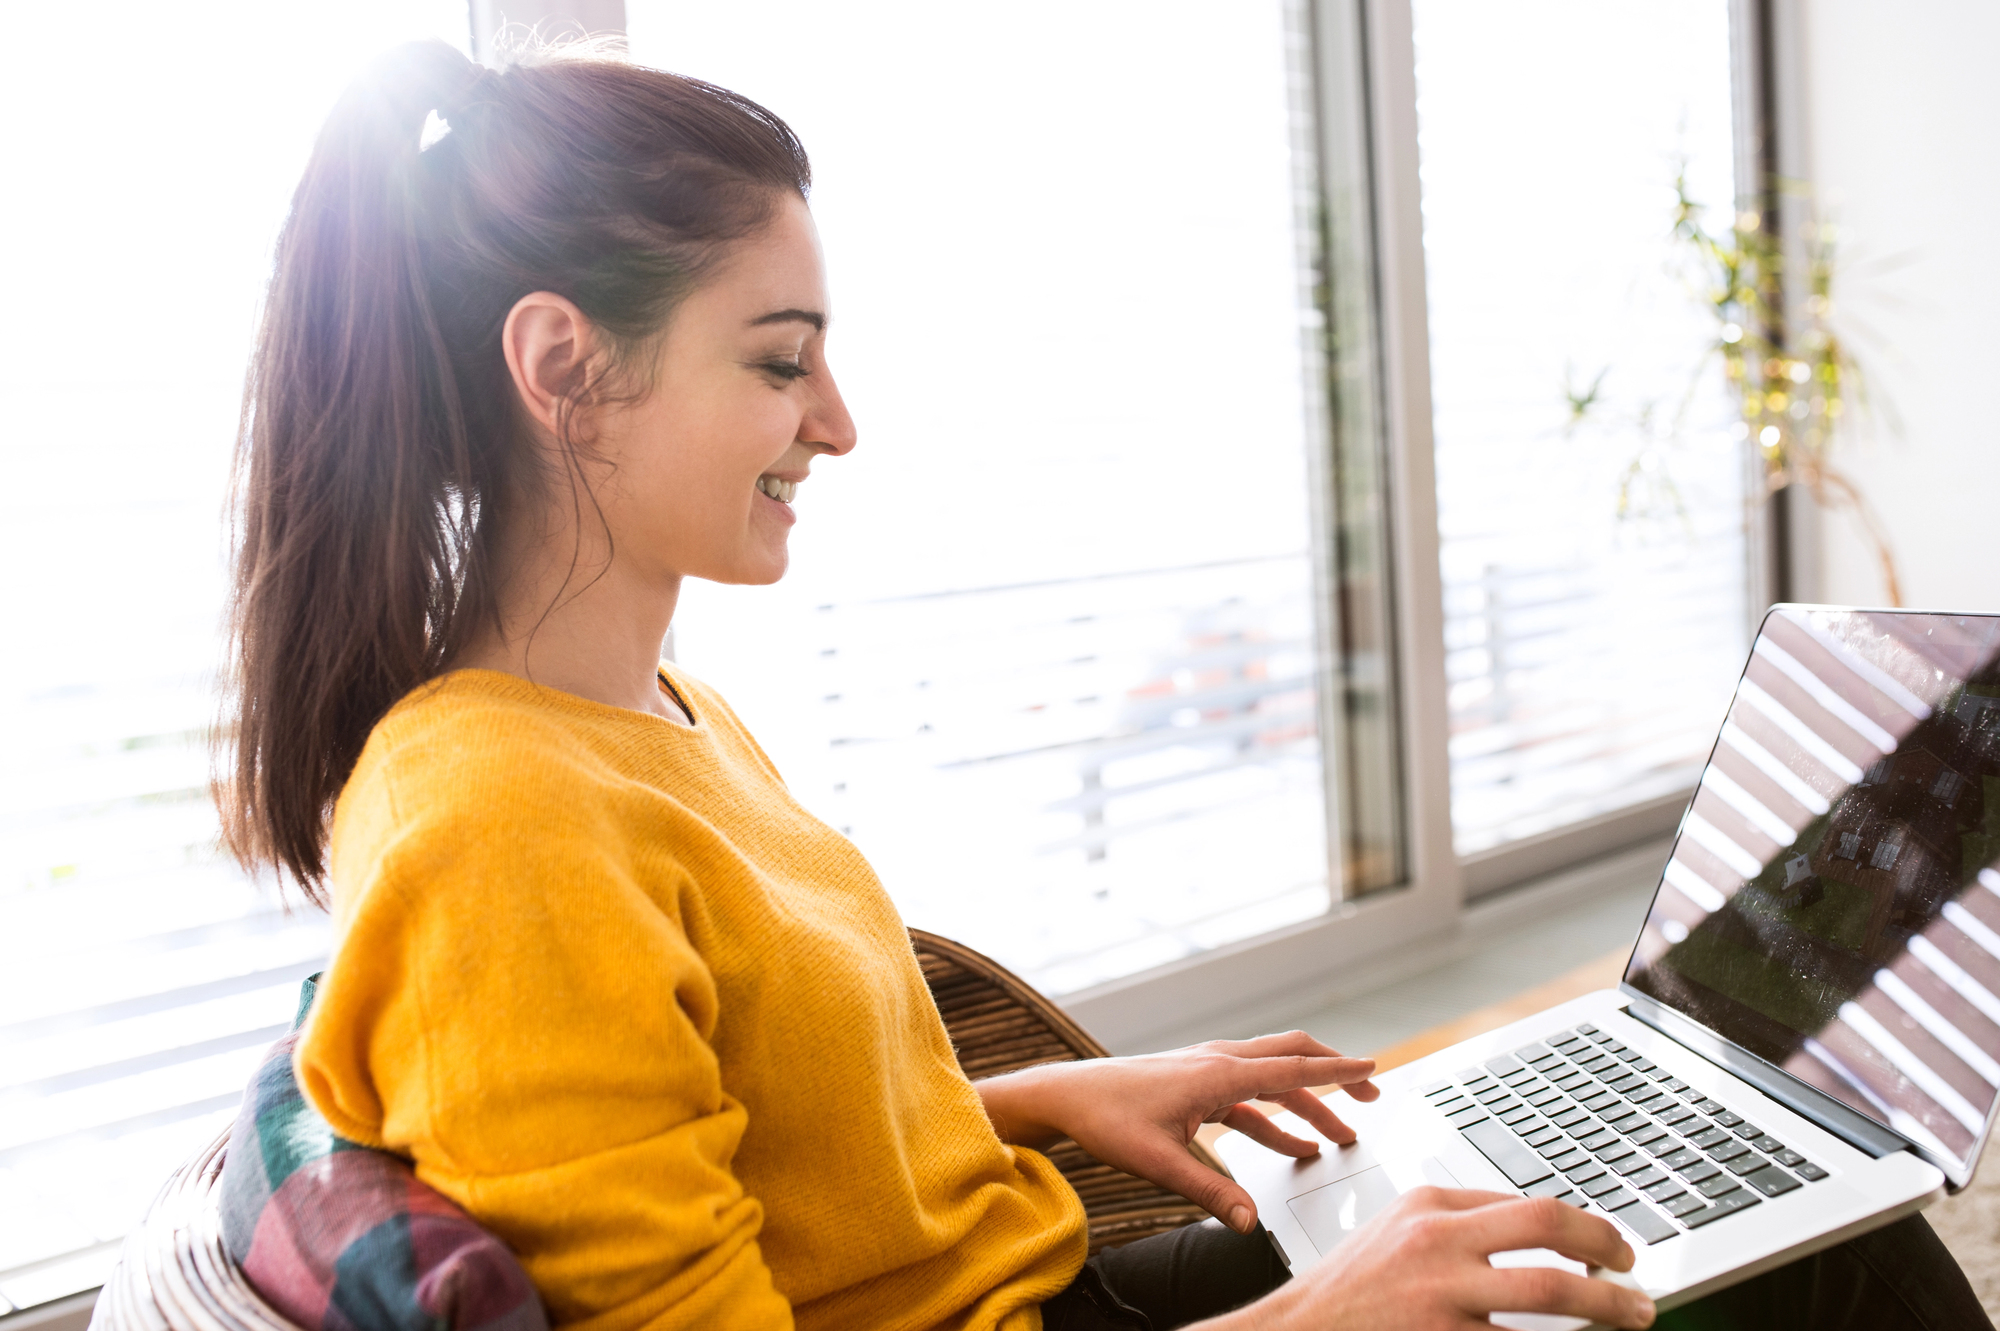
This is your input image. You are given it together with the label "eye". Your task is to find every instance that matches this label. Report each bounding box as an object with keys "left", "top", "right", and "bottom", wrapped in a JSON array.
[{"left": 756, "top": 357, "right": 811, "bottom": 383}]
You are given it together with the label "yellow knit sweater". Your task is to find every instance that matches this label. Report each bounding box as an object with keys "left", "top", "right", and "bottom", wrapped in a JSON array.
[{"left": 296, "top": 667, "right": 1086, "bottom": 1331}]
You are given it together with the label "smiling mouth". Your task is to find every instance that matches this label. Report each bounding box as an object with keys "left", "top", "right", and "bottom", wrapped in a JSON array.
[{"left": 756, "top": 475, "right": 798, "bottom": 503}]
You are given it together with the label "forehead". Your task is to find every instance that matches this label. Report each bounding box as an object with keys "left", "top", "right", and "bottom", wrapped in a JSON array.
[{"left": 713, "top": 193, "right": 828, "bottom": 314}]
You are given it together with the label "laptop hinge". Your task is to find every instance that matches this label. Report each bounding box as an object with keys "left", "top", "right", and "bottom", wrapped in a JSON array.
[{"left": 1620, "top": 988, "right": 1911, "bottom": 1159}]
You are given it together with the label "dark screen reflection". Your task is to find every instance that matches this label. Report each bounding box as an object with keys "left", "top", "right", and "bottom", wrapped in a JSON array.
[{"left": 1625, "top": 609, "right": 2000, "bottom": 1172}]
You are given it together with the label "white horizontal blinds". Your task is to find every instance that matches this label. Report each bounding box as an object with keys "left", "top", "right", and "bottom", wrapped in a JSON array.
[
  {"left": 1409, "top": 0, "right": 1752, "bottom": 857},
  {"left": 1630, "top": 610, "right": 2000, "bottom": 1173},
  {"left": 0, "top": 4, "right": 468, "bottom": 1308},
  {"left": 629, "top": 0, "right": 1335, "bottom": 995}
]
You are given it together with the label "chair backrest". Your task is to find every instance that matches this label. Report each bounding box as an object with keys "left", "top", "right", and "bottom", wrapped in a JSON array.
[
  {"left": 908, "top": 929, "right": 1217, "bottom": 1252},
  {"left": 91, "top": 930, "right": 1212, "bottom": 1331}
]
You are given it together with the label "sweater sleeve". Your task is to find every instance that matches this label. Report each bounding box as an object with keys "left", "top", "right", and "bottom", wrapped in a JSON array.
[{"left": 296, "top": 753, "right": 793, "bottom": 1331}]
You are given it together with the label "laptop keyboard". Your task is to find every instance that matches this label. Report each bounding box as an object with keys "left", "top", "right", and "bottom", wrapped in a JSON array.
[{"left": 1421, "top": 1022, "right": 1830, "bottom": 1246}]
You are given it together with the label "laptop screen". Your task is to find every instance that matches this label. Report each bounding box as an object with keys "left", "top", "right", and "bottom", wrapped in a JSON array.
[{"left": 1624, "top": 608, "right": 2000, "bottom": 1177}]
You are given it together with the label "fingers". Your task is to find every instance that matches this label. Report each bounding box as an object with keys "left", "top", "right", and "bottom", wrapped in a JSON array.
[
  {"left": 1124, "top": 1134, "right": 1263, "bottom": 1235},
  {"left": 1219, "top": 1102, "right": 1325, "bottom": 1156},
  {"left": 1453, "top": 1195, "right": 1635, "bottom": 1273},
  {"left": 1264, "top": 1088, "right": 1357, "bottom": 1145},
  {"left": 1464, "top": 1265, "right": 1656, "bottom": 1329},
  {"left": 1231, "top": 1053, "right": 1378, "bottom": 1098}
]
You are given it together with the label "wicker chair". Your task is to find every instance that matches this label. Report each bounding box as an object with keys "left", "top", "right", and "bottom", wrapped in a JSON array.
[{"left": 90, "top": 929, "right": 1215, "bottom": 1331}]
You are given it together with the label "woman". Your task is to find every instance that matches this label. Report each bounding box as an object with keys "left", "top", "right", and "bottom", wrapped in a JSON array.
[{"left": 220, "top": 39, "right": 1981, "bottom": 1331}]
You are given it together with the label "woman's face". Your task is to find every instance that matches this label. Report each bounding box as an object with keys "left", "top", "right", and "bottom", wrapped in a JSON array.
[{"left": 591, "top": 193, "right": 855, "bottom": 588}]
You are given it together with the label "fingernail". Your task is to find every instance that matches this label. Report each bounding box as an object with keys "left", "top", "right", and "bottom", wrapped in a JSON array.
[
  {"left": 1632, "top": 1295, "right": 1656, "bottom": 1327},
  {"left": 1229, "top": 1205, "right": 1254, "bottom": 1234}
]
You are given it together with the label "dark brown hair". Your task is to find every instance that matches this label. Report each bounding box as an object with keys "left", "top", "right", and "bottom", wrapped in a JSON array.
[{"left": 219, "top": 39, "right": 810, "bottom": 901}]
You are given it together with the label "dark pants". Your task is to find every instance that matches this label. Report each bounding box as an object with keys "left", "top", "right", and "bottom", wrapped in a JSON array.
[{"left": 1039, "top": 1214, "right": 1992, "bottom": 1331}]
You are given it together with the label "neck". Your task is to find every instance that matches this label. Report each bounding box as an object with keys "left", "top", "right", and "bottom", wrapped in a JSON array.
[{"left": 455, "top": 528, "right": 687, "bottom": 723}]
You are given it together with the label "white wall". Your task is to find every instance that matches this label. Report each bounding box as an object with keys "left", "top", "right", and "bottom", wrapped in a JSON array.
[{"left": 1796, "top": 0, "right": 2000, "bottom": 612}]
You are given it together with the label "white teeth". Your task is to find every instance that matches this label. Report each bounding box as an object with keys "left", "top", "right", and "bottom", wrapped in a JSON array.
[{"left": 757, "top": 476, "right": 798, "bottom": 503}]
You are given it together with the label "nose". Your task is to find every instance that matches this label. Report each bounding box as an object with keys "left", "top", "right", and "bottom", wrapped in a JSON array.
[{"left": 802, "top": 363, "right": 858, "bottom": 457}]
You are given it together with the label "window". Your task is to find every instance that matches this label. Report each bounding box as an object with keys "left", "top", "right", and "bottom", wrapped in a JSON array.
[{"left": 1410, "top": 0, "right": 1753, "bottom": 877}]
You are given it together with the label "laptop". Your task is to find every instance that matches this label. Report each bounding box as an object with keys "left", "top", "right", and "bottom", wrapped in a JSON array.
[{"left": 1217, "top": 605, "right": 2000, "bottom": 1326}]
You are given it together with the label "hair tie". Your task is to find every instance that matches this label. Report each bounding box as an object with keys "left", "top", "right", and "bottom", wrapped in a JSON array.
[{"left": 421, "top": 63, "right": 500, "bottom": 152}]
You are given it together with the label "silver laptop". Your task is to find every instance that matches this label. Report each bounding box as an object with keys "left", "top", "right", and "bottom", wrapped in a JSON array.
[{"left": 1218, "top": 605, "right": 2000, "bottom": 1327}]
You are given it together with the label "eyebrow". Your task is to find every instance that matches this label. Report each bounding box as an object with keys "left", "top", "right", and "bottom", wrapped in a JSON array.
[{"left": 749, "top": 307, "right": 827, "bottom": 333}]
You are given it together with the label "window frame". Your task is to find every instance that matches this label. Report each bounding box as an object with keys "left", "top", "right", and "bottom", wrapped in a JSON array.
[{"left": 1064, "top": 0, "right": 1783, "bottom": 1050}]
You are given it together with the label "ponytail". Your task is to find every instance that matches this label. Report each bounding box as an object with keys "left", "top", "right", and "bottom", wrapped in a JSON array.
[{"left": 220, "top": 39, "right": 810, "bottom": 900}]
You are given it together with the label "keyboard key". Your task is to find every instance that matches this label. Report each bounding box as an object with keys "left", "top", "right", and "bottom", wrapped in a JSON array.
[
  {"left": 1694, "top": 1099, "right": 1725, "bottom": 1115},
  {"left": 1772, "top": 1147, "right": 1805, "bottom": 1167},
  {"left": 1580, "top": 1173, "right": 1625, "bottom": 1199},
  {"left": 1422, "top": 1078, "right": 1455, "bottom": 1096},
  {"left": 1524, "top": 1176, "right": 1574, "bottom": 1199},
  {"left": 1697, "top": 1174, "right": 1742, "bottom": 1199},
  {"left": 1713, "top": 1111, "right": 1745, "bottom": 1128},
  {"left": 1602, "top": 1109, "right": 1644, "bottom": 1132},
  {"left": 1679, "top": 1161, "right": 1721, "bottom": 1185},
  {"left": 1574, "top": 1023, "right": 1600, "bottom": 1036},
  {"left": 1523, "top": 1126, "right": 1563, "bottom": 1149},
  {"left": 1733, "top": 1121, "right": 1763, "bottom": 1139},
  {"left": 1513, "top": 1042, "right": 1552, "bottom": 1061},
  {"left": 1463, "top": 1119, "right": 1554, "bottom": 1187},
  {"left": 1708, "top": 1139, "right": 1751, "bottom": 1164},
  {"left": 1565, "top": 1160, "right": 1607, "bottom": 1184},
  {"left": 1632, "top": 1058, "right": 1659, "bottom": 1073},
  {"left": 1578, "top": 1129, "right": 1619, "bottom": 1151},
  {"left": 1664, "top": 1078, "right": 1690, "bottom": 1093},
  {"left": 1465, "top": 1074, "right": 1497, "bottom": 1090},
  {"left": 1662, "top": 1192, "right": 1709, "bottom": 1218},
  {"left": 1596, "top": 1186, "right": 1638, "bottom": 1212},
  {"left": 1612, "top": 1200, "right": 1679, "bottom": 1245},
  {"left": 1725, "top": 1153, "right": 1769, "bottom": 1176},
  {"left": 1526, "top": 1087, "right": 1564, "bottom": 1108},
  {"left": 1631, "top": 1094, "right": 1671, "bottom": 1113},
  {"left": 1551, "top": 1107, "right": 1590, "bottom": 1129},
  {"left": 1551, "top": 1035, "right": 1587, "bottom": 1051},
  {"left": 1549, "top": 1149, "right": 1591, "bottom": 1172},
  {"left": 1796, "top": 1162, "right": 1829, "bottom": 1182},
  {"left": 1660, "top": 1147, "right": 1701, "bottom": 1171},
  {"left": 1752, "top": 1136, "right": 1785, "bottom": 1154},
  {"left": 1539, "top": 1138, "right": 1582, "bottom": 1159},
  {"left": 1433, "top": 1095, "right": 1469, "bottom": 1115},
  {"left": 1458, "top": 1068, "right": 1486, "bottom": 1083},
  {"left": 1595, "top": 1140, "right": 1637, "bottom": 1165},
  {"left": 1615, "top": 1048, "right": 1646, "bottom": 1063},
  {"left": 1553, "top": 1070, "right": 1593, "bottom": 1090},
  {"left": 1745, "top": 1166, "right": 1802, "bottom": 1197},
  {"left": 1660, "top": 1105, "right": 1698, "bottom": 1127},
  {"left": 1626, "top": 1166, "right": 1667, "bottom": 1189},
  {"left": 1447, "top": 1105, "right": 1490, "bottom": 1128},
  {"left": 1642, "top": 1178, "right": 1686, "bottom": 1202},
  {"left": 1605, "top": 1074, "right": 1645, "bottom": 1094},
  {"left": 1498, "top": 1104, "right": 1536, "bottom": 1125},
  {"left": 1475, "top": 1085, "right": 1513, "bottom": 1104},
  {"left": 1682, "top": 1190, "right": 1760, "bottom": 1228},
  {"left": 1502, "top": 1068, "right": 1537, "bottom": 1086},
  {"left": 1689, "top": 1127, "right": 1731, "bottom": 1150},
  {"left": 1610, "top": 1152, "right": 1653, "bottom": 1175},
  {"left": 1629, "top": 1124, "right": 1669, "bottom": 1147},
  {"left": 1484, "top": 1055, "right": 1524, "bottom": 1076},
  {"left": 1579, "top": 1092, "right": 1620, "bottom": 1114}
]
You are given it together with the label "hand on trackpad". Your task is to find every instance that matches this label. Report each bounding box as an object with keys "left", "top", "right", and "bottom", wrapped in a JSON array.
[{"left": 1287, "top": 1165, "right": 1406, "bottom": 1251}]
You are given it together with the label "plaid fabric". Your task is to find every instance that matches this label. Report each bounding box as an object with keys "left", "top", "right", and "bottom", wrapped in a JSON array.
[{"left": 218, "top": 977, "right": 548, "bottom": 1331}]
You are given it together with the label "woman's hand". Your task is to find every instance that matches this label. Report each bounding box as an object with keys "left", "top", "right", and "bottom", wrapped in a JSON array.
[
  {"left": 973, "top": 1031, "right": 1378, "bottom": 1234},
  {"left": 1202, "top": 1187, "right": 1656, "bottom": 1330}
]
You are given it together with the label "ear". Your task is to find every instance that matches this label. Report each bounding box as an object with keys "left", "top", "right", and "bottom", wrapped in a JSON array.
[{"left": 500, "top": 292, "right": 597, "bottom": 438}]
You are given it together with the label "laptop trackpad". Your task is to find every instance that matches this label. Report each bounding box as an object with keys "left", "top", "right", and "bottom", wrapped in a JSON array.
[{"left": 1287, "top": 1166, "right": 1404, "bottom": 1253}]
